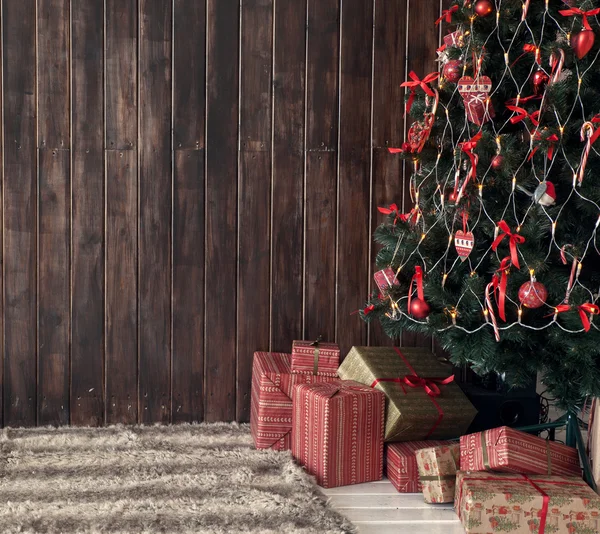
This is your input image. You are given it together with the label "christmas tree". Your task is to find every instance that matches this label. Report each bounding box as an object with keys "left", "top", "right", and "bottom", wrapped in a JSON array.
[{"left": 363, "top": 0, "right": 600, "bottom": 411}]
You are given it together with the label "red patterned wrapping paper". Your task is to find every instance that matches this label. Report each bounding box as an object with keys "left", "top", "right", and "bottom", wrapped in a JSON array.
[
  {"left": 374, "top": 267, "right": 399, "bottom": 293},
  {"left": 292, "top": 380, "right": 385, "bottom": 488},
  {"left": 386, "top": 440, "right": 450, "bottom": 493},
  {"left": 455, "top": 470, "right": 600, "bottom": 534},
  {"left": 291, "top": 340, "right": 340, "bottom": 376},
  {"left": 416, "top": 443, "right": 460, "bottom": 503},
  {"left": 460, "top": 426, "right": 581, "bottom": 478},
  {"left": 250, "top": 352, "right": 337, "bottom": 450}
]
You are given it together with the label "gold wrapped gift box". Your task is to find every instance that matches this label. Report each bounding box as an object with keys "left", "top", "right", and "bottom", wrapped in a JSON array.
[{"left": 337, "top": 346, "right": 477, "bottom": 442}]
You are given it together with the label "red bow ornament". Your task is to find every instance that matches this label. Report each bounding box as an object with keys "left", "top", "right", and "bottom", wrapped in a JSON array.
[
  {"left": 456, "top": 131, "right": 482, "bottom": 202},
  {"left": 559, "top": 7, "right": 600, "bottom": 30},
  {"left": 506, "top": 105, "right": 540, "bottom": 127},
  {"left": 401, "top": 71, "right": 439, "bottom": 116},
  {"left": 579, "top": 303, "right": 600, "bottom": 332},
  {"left": 491, "top": 221, "right": 525, "bottom": 269},
  {"left": 436, "top": 5, "right": 458, "bottom": 25},
  {"left": 529, "top": 133, "right": 559, "bottom": 161},
  {"left": 378, "top": 203, "right": 400, "bottom": 224}
]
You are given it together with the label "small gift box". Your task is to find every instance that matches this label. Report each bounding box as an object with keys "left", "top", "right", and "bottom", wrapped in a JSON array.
[
  {"left": 250, "top": 352, "right": 337, "bottom": 450},
  {"left": 455, "top": 470, "right": 600, "bottom": 534},
  {"left": 291, "top": 339, "right": 339, "bottom": 376},
  {"left": 386, "top": 441, "right": 450, "bottom": 493},
  {"left": 292, "top": 380, "right": 385, "bottom": 488},
  {"left": 460, "top": 426, "right": 581, "bottom": 478},
  {"left": 374, "top": 267, "right": 399, "bottom": 294},
  {"left": 416, "top": 443, "right": 460, "bottom": 503}
]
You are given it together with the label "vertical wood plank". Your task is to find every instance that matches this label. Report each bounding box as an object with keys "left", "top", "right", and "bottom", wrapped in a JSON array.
[
  {"left": 401, "top": 0, "right": 439, "bottom": 349},
  {"left": 304, "top": 0, "right": 339, "bottom": 343},
  {"left": 205, "top": 0, "right": 239, "bottom": 422},
  {"left": 336, "top": 0, "right": 373, "bottom": 355},
  {"left": 105, "top": 0, "right": 138, "bottom": 424},
  {"left": 3, "top": 0, "right": 37, "bottom": 427},
  {"left": 370, "top": 0, "right": 408, "bottom": 347},
  {"left": 237, "top": 0, "right": 272, "bottom": 422},
  {"left": 71, "top": 0, "right": 105, "bottom": 426},
  {"left": 138, "top": 0, "right": 172, "bottom": 424},
  {"left": 271, "top": 0, "right": 306, "bottom": 350},
  {"left": 172, "top": 0, "right": 205, "bottom": 423}
]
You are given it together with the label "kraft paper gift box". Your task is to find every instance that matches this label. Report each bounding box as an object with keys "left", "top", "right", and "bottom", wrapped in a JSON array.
[
  {"left": 291, "top": 340, "right": 339, "bottom": 376},
  {"left": 291, "top": 380, "right": 385, "bottom": 488},
  {"left": 455, "top": 470, "right": 600, "bottom": 534},
  {"left": 460, "top": 426, "right": 581, "bottom": 478},
  {"left": 415, "top": 443, "right": 460, "bottom": 503},
  {"left": 337, "top": 346, "right": 476, "bottom": 441},
  {"left": 250, "top": 352, "right": 337, "bottom": 450},
  {"left": 386, "top": 440, "right": 451, "bottom": 493}
]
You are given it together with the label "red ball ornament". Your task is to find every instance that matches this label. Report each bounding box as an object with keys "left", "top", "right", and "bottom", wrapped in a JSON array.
[
  {"left": 491, "top": 155, "right": 504, "bottom": 170},
  {"left": 443, "top": 60, "right": 463, "bottom": 83},
  {"left": 532, "top": 70, "right": 549, "bottom": 95},
  {"left": 571, "top": 30, "right": 595, "bottom": 60},
  {"left": 474, "top": 0, "right": 494, "bottom": 17},
  {"left": 409, "top": 298, "right": 431, "bottom": 319},
  {"left": 518, "top": 280, "right": 548, "bottom": 309}
]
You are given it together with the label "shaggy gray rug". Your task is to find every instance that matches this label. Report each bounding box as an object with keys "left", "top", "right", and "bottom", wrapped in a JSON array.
[{"left": 0, "top": 423, "right": 356, "bottom": 534}]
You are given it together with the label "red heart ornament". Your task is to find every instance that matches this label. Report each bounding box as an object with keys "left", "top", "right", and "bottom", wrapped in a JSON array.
[
  {"left": 571, "top": 30, "right": 595, "bottom": 60},
  {"left": 454, "top": 230, "right": 474, "bottom": 261}
]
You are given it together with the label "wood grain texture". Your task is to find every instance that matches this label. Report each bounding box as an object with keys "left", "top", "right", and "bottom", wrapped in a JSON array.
[
  {"left": 370, "top": 0, "right": 408, "bottom": 347},
  {"left": 70, "top": 0, "right": 105, "bottom": 426},
  {"left": 138, "top": 0, "right": 172, "bottom": 424},
  {"left": 105, "top": 0, "right": 137, "bottom": 150},
  {"left": 336, "top": 0, "right": 374, "bottom": 355},
  {"left": 3, "top": 0, "right": 37, "bottom": 427},
  {"left": 237, "top": 0, "right": 272, "bottom": 423},
  {"left": 38, "top": 149, "right": 70, "bottom": 425},
  {"left": 172, "top": 150, "right": 204, "bottom": 423},
  {"left": 204, "top": 0, "right": 239, "bottom": 422},
  {"left": 271, "top": 0, "right": 306, "bottom": 351},
  {"left": 173, "top": 0, "right": 205, "bottom": 149},
  {"left": 105, "top": 150, "right": 138, "bottom": 424},
  {"left": 304, "top": 0, "right": 339, "bottom": 342}
]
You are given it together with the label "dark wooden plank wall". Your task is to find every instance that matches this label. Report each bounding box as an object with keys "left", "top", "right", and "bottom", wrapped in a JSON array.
[{"left": 0, "top": 0, "right": 444, "bottom": 427}]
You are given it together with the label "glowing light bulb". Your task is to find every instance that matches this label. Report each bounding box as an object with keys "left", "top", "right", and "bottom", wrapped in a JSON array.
[
  {"left": 451, "top": 311, "right": 457, "bottom": 325},
  {"left": 559, "top": 126, "right": 564, "bottom": 136},
  {"left": 577, "top": 262, "right": 583, "bottom": 278},
  {"left": 552, "top": 221, "right": 557, "bottom": 236},
  {"left": 504, "top": 53, "right": 509, "bottom": 65},
  {"left": 420, "top": 233, "right": 426, "bottom": 242},
  {"left": 478, "top": 184, "right": 483, "bottom": 196},
  {"left": 442, "top": 273, "right": 448, "bottom": 288},
  {"left": 517, "top": 225, "right": 521, "bottom": 233},
  {"left": 518, "top": 308, "right": 523, "bottom": 323},
  {"left": 512, "top": 177, "right": 516, "bottom": 191}
]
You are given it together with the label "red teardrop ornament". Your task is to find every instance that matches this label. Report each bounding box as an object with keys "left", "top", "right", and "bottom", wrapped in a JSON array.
[{"left": 571, "top": 30, "right": 595, "bottom": 60}]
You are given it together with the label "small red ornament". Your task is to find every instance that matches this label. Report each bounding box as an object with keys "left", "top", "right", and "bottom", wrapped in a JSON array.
[
  {"left": 571, "top": 30, "right": 595, "bottom": 60},
  {"left": 443, "top": 60, "right": 463, "bottom": 83},
  {"left": 474, "top": 0, "right": 494, "bottom": 17},
  {"left": 532, "top": 70, "right": 549, "bottom": 95},
  {"left": 409, "top": 298, "right": 431, "bottom": 319},
  {"left": 491, "top": 155, "right": 504, "bottom": 170},
  {"left": 518, "top": 280, "right": 548, "bottom": 309}
]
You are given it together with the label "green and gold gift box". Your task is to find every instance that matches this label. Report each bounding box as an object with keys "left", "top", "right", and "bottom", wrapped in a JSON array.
[{"left": 337, "top": 346, "right": 476, "bottom": 442}]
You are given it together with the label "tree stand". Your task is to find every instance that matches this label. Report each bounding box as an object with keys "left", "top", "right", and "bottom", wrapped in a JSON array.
[{"left": 517, "top": 411, "right": 597, "bottom": 492}]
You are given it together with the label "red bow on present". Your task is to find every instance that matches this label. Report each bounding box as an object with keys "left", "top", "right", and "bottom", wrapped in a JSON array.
[
  {"left": 401, "top": 71, "right": 439, "bottom": 115},
  {"left": 529, "top": 133, "right": 559, "bottom": 161},
  {"left": 506, "top": 105, "right": 540, "bottom": 127},
  {"left": 559, "top": 7, "right": 600, "bottom": 30},
  {"left": 492, "top": 221, "right": 525, "bottom": 269},
  {"left": 436, "top": 5, "right": 458, "bottom": 25},
  {"left": 402, "top": 374, "right": 455, "bottom": 397}
]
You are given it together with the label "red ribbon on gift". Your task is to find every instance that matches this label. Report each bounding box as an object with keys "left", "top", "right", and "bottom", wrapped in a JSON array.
[
  {"left": 407, "top": 265, "right": 425, "bottom": 312},
  {"left": 506, "top": 105, "right": 540, "bottom": 127},
  {"left": 370, "top": 347, "right": 454, "bottom": 439},
  {"left": 436, "top": 5, "right": 458, "bottom": 25},
  {"left": 401, "top": 71, "right": 439, "bottom": 115},
  {"left": 491, "top": 221, "right": 525, "bottom": 269},
  {"left": 559, "top": 7, "right": 600, "bottom": 31},
  {"left": 529, "top": 133, "right": 559, "bottom": 161}
]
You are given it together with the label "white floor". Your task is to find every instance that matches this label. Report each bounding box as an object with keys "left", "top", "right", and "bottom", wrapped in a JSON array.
[{"left": 322, "top": 478, "right": 464, "bottom": 534}]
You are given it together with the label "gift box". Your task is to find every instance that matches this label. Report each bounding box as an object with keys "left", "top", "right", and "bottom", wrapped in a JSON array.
[
  {"left": 587, "top": 398, "right": 600, "bottom": 493},
  {"left": 374, "top": 267, "right": 399, "bottom": 294},
  {"left": 337, "top": 346, "right": 477, "bottom": 441},
  {"left": 292, "top": 380, "right": 385, "bottom": 488},
  {"left": 460, "top": 426, "right": 581, "bottom": 478},
  {"left": 250, "top": 352, "right": 337, "bottom": 450},
  {"left": 455, "top": 470, "right": 600, "bottom": 534},
  {"left": 291, "top": 339, "right": 339, "bottom": 376},
  {"left": 386, "top": 440, "right": 450, "bottom": 493},
  {"left": 416, "top": 443, "right": 460, "bottom": 503}
]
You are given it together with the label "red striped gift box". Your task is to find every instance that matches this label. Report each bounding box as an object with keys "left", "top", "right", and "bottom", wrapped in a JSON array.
[
  {"left": 292, "top": 380, "right": 385, "bottom": 488},
  {"left": 460, "top": 426, "right": 581, "bottom": 478},
  {"left": 250, "top": 351, "right": 337, "bottom": 450},
  {"left": 387, "top": 440, "right": 450, "bottom": 493},
  {"left": 291, "top": 340, "right": 339, "bottom": 376}
]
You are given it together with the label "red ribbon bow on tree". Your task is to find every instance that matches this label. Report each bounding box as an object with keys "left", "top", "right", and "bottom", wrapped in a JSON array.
[
  {"left": 529, "top": 133, "right": 559, "bottom": 161},
  {"left": 457, "top": 131, "right": 482, "bottom": 201},
  {"left": 554, "top": 303, "right": 600, "bottom": 332},
  {"left": 363, "top": 304, "right": 376, "bottom": 316},
  {"left": 388, "top": 142, "right": 412, "bottom": 154},
  {"left": 436, "top": 5, "right": 458, "bottom": 25},
  {"left": 492, "top": 221, "right": 525, "bottom": 269},
  {"left": 506, "top": 105, "right": 540, "bottom": 127},
  {"left": 378, "top": 203, "right": 400, "bottom": 224},
  {"left": 401, "top": 71, "right": 439, "bottom": 115},
  {"left": 559, "top": 7, "right": 600, "bottom": 30}
]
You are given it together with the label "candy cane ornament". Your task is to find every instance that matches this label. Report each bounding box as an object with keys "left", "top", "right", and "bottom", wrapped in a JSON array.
[{"left": 577, "top": 119, "right": 600, "bottom": 186}]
